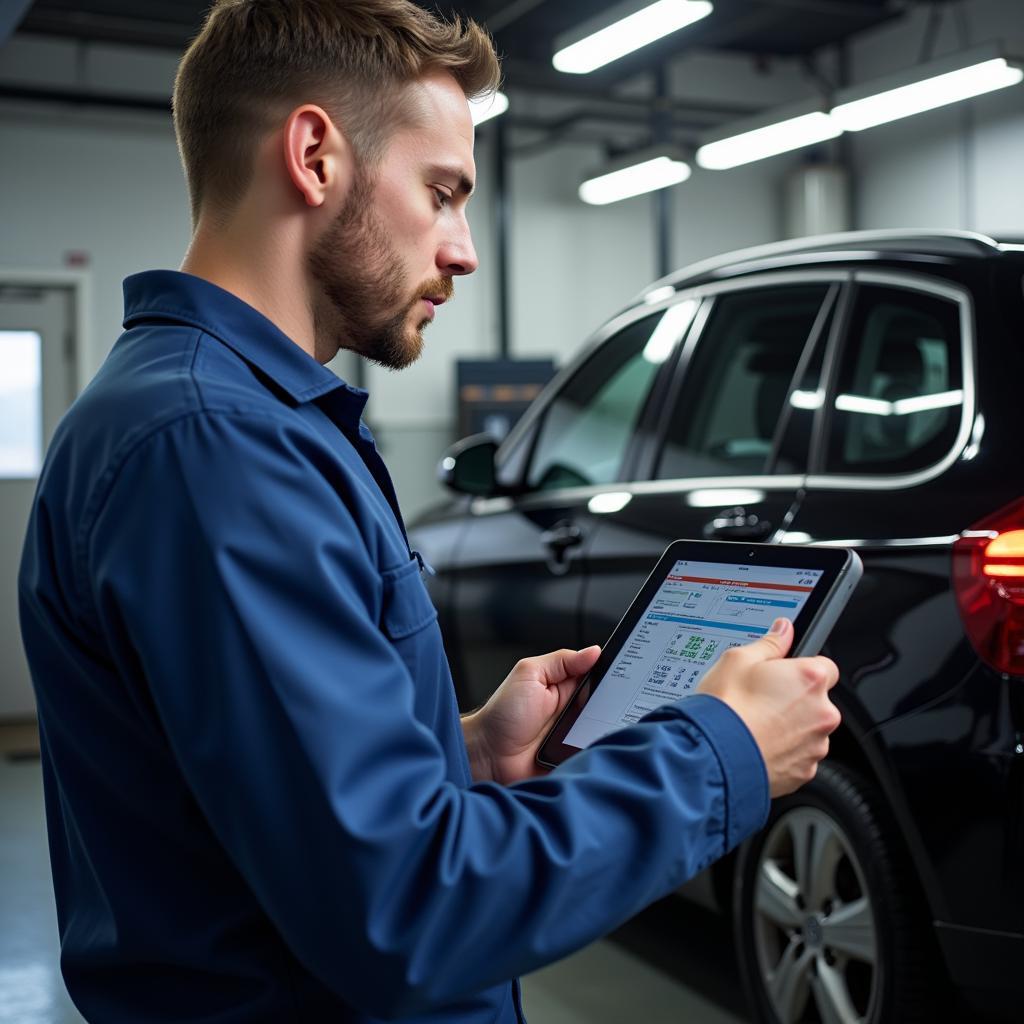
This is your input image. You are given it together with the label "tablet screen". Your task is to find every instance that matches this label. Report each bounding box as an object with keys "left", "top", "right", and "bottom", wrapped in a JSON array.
[{"left": 564, "top": 558, "right": 824, "bottom": 749}]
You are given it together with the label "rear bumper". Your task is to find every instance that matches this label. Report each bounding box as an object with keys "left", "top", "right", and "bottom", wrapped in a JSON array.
[{"left": 936, "top": 922, "right": 1024, "bottom": 1019}]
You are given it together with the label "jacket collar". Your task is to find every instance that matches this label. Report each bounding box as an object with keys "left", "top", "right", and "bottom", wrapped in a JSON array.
[{"left": 122, "top": 270, "right": 368, "bottom": 417}]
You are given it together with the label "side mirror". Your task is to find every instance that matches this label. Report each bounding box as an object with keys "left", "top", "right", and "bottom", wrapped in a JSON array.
[{"left": 439, "top": 433, "right": 500, "bottom": 496}]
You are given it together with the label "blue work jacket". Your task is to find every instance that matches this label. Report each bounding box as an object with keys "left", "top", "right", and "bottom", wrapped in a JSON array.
[{"left": 18, "top": 270, "right": 770, "bottom": 1023}]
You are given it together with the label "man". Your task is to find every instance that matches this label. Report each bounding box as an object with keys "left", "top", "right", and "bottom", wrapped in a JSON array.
[{"left": 18, "top": 1, "right": 840, "bottom": 1021}]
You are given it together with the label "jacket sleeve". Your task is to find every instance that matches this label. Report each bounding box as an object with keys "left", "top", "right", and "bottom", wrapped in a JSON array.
[{"left": 87, "top": 409, "right": 769, "bottom": 1019}]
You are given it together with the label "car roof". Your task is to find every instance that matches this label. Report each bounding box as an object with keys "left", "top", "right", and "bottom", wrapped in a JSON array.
[{"left": 634, "top": 229, "right": 1023, "bottom": 305}]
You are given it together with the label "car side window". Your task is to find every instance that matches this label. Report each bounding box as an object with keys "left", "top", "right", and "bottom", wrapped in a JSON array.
[
  {"left": 655, "top": 284, "right": 830, "bottom": 479},
  {"left": 524, "top": 309, "right": 682, "bottom": 492},
  {"left": 826, "top": 284, "right": 963, "bottom": 475}
]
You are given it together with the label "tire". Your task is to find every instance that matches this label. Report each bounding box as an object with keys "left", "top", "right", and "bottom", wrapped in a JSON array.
[{"left": 733, "top": 762, "right": 941, "bottom": 1024}]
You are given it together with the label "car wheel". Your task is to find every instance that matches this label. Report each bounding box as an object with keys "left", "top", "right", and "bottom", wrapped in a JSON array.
[{"left": 733, "top": 762, "right": 938, "bottom": 1023}]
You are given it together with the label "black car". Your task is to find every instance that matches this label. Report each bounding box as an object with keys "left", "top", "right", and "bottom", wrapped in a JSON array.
[{"left": 408, "top": 230, "right": 1024, "bottom": 1023}]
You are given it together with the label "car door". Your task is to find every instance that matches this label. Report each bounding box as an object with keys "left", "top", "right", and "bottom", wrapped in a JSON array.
[
  {"left": 768, "top": 268, "right": 1024, "bottom": 967},
  {"left": 443, "top": 302, "right": 695, "bottom": 709},
  {"left": 579, "top": 274, "right": 843, "bottom": 647},
  {"left": 776, "top": 271, "right": 997, "bottom": 910},
  {"left": 782, "top": 271, "right": 978, "bottom": 719}
]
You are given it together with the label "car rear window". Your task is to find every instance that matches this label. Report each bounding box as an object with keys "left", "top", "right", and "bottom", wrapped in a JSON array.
[
  {"left": 826, "top": 283, "right": 964, "bottom": 475},
  {"left": 655, "top": 284, "right": 830, "bottom": 479}
]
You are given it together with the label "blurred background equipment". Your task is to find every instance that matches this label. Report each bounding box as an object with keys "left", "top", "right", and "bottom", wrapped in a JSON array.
[{"left": 456, "top": 358, "right": 556, "bottom": 441}]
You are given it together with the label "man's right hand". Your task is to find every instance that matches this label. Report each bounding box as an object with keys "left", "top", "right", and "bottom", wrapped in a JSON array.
[{"left": 697, "top": 617, "right": 841, "bottom": 797}]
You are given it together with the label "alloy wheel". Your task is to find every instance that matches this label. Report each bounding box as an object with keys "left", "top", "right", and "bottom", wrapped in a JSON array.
[{"left": 752, "top": 806, "right": 879, "bottom": 1024}]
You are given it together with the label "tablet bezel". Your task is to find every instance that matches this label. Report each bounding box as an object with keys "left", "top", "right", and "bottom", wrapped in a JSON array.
[{"left": 536, "top": 538, "right": 854, "bottom": 769}]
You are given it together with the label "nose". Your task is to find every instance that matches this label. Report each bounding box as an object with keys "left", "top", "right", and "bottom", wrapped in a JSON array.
[{"left": 437, "top": 214, "right": 478, "bottom": 276}]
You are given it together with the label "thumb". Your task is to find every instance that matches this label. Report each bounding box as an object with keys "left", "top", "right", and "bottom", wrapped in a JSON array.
[
  {"left": 741, "top": 617, "right": 793, "bottom": 662},
  {"left": 569, "top": 645, "right": 602, "bottom": 676},
  {"left": 527, "top": 645, "right": 601, "bottom": 686}
]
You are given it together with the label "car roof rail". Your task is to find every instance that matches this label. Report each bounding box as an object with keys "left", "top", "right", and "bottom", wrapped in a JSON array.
[{"left": 636, "top": 229, "right": 1003, "bottom": 303}]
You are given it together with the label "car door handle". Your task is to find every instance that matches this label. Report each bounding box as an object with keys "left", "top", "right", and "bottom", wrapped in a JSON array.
[
  {"left": 704, "top": 506, "right": 773, "bottom": 541},
  {"left": 541, "top": 522, "right": 584, "bottom": 554}
]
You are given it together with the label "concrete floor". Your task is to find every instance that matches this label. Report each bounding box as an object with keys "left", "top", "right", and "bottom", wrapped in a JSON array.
[
  {"left": 1, "top": 737, "right": 82, "bottom": 1024},
  {"left": 1, "top": 726, "right": 749, "bottom": 1024}
]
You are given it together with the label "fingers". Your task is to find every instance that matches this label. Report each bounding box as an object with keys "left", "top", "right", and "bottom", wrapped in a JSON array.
[
  {"left": 801, "top": 655, "right": 840, "bottom": 691},
  {"left": 819, "top": 656, "right": 840, "bottom": 691}
]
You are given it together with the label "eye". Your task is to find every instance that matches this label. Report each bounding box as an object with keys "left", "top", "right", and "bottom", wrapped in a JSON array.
[{"left": 432, "top": 187, "right": 451, "bottom": 209}]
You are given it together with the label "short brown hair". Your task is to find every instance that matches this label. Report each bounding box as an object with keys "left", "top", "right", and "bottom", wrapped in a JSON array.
[{"left": 173, "top": 0, "right": 500, "bottom": 226}]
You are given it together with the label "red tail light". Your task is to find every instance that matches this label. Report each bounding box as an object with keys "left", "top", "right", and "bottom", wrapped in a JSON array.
[{"left": 953, "top": 498, "right": 1024, "bottom": 676}]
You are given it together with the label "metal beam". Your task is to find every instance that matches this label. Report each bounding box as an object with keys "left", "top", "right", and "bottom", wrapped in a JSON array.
[
  {"left": 510, "top": 127, "right": 670, "bottom": 159},
  {"left": 753, "top": 0, "right": 898, "bottom": 19}
]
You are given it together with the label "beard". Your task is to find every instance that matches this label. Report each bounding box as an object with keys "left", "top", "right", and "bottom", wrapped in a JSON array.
[{"left": 306, "top": 174, "right": 453, "bottom": 371}]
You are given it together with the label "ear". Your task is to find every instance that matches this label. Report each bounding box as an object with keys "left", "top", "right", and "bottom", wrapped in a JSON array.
[{"left": 282, "top": 104, "right": 353, "bottom": 208}]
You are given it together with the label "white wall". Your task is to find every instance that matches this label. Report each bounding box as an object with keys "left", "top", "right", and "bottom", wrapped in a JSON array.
[
  {"left": 847, "top": 0, "right": 1024, "bottom": 234},
  {"left": 510, "top": 142, "right": 656, "bottom": 356},
  {"left": 0, "top": 36, "right": 190, "bottom": 382},
  {"left": 0, "top": 107, "right": 192, "bottom": 374}
]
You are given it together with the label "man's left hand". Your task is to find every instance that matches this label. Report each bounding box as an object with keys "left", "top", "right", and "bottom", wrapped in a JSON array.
[{"left": 462, "top": 646, "right": 601, "bottom": 785}]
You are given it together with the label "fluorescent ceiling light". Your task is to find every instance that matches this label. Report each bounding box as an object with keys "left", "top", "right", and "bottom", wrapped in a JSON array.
[
  {"left": 580, "top": 152, "right": 691, "bottom": 206},
  {"left": 832, "top": 58, "right": 1023, "bottom": 131},
  {"left": 553, "top": 0, "right": 713, "bottom": 75},
  {"left": 469, "top": 90, "right": 509, "bottom": 126},
  {"left": 693, "top": 44, "right": 1022, "bottom": 170},
  {"left": 697, "top": 109, "right": 841, "bottom": 170}
]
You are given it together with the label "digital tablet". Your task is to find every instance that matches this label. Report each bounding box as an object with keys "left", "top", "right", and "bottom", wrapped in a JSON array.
[{"left": 537, "top": 539, "right": 862, "bottom": 769}]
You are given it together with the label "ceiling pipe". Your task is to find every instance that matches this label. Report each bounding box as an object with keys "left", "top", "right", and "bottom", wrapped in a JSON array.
[
  {"left": 0, "top": 83, "right": 171, "bottom": 114},
  {"left": 502, "top": 57, "right": 758, "bottom": 117},
  {"left": 511, "top": 127, "right": 697, "bottom": 159},
  {"left": 0, "top": 82, "right": 711, "bottom": 156},
  {"left": 652, "top": 65, "right": 674, "bottom": 278},
  {"left": 16, "top": 15, "right": 193, "bottom": 49}
]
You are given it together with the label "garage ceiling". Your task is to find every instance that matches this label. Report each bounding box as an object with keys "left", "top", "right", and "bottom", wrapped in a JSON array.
[
  {"left": 8, "top": 0, "right": 910, "bottom": 140},
  {"left": 16, "top": 0, "right": 901, "bottom": 71}
]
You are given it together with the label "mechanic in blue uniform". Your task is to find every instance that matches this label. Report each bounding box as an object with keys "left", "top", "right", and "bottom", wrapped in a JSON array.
[{"left": 18, "top": 2, "right": 841, "bottom": 1021}]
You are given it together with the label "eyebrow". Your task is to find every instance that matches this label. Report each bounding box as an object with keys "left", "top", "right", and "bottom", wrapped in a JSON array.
[{"left": 431, "top": 165, "right": 475, "bottom": 198}]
